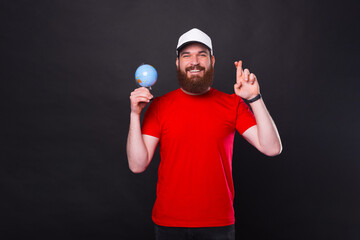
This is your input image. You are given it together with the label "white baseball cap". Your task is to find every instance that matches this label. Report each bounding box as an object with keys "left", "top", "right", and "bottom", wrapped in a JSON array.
[{"left": 176, "top": 28, "right": 213, "bottom": 56}]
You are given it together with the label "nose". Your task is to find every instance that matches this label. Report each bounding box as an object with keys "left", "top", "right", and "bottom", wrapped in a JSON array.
[{"left": 189, "top": 55, "right": 199, "bottom": 65}]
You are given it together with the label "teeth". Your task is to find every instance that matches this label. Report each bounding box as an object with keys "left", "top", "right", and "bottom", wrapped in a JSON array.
[{"left": 189, "top": 70, "right": 201, "bottom": 73}]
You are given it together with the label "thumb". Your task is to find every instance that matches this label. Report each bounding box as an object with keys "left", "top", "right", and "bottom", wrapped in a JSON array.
[{"left": 234, "top": 81, "right": 242, "bottom": 89}]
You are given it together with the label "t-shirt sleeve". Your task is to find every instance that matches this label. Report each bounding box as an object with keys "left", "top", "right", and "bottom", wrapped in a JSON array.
[
  {"left": 141, "top": 98, "right": 161, "bottom": 138},
  {"left": 235, "top": 97, "right": 257, "bottom": 135}
]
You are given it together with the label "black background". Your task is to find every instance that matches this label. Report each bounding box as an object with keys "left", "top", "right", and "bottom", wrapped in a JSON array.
[{"left": 1, "top": 0, "right": 359, "bottom": 239}]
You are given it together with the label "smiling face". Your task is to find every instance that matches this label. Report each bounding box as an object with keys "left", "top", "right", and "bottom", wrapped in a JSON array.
[{"left": 176, "top": 43, "right": 215, "bottom": 94}]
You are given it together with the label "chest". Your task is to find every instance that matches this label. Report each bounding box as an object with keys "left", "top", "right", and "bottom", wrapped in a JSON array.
[{"left": 160, "top": 99, "right": 236, "bottom": 140}]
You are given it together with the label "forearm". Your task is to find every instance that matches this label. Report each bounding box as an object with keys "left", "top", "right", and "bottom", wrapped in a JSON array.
[
  {"left": 250, "top": 98, "right": 282, "bottom": 156},
  {"left": 126, "top": 113, "right": 150, "bottom": 173}
]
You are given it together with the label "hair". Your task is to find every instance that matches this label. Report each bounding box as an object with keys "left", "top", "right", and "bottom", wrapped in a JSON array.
[{"left": 177, "top": 57, "right": 214, "bottom": 94}]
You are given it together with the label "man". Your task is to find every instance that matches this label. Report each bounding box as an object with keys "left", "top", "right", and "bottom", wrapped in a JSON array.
[{"left": 127, "top": 28, "right": 282, "bottom": 240}]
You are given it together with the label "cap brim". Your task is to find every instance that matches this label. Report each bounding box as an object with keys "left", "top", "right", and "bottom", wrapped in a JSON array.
[{"left": 176, "top": 41, "right": 212, "bottom": 56}]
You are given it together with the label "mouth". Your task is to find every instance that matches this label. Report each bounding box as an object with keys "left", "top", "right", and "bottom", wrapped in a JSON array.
[
  {"left": 186, "top": 67, "right": 205, "bottom": 75},
  {"left": 189, "top": 69, "right": 201, "bottom": 73}
]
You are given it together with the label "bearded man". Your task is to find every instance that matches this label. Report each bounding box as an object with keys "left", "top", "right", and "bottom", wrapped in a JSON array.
[{"left": 127, "top": 28, "right": 282, "bottom": 240}]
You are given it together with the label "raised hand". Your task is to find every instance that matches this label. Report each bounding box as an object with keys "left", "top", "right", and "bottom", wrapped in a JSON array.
[
  {"left": 234, "top": 60, "right": 260, "bottom": 100},
  {"left": 130, "top": 87, "right": 153, "bottom": 115}
]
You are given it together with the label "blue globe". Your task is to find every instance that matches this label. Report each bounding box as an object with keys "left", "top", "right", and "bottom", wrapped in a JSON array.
[{"left": 135, "top": 64, "right": 157, "bottom": 88}]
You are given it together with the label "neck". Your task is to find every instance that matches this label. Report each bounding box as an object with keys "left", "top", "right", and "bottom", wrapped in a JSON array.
[{"left": 180, "top": 87, "right": 211, "bottom": 95}]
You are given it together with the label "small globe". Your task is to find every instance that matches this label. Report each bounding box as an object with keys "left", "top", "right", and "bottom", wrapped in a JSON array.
[{"left": 135, "top": 64, "right": 157, "bottom": 88}]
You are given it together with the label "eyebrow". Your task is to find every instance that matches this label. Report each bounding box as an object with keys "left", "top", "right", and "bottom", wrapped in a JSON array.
[{"left": 180, "top": 50, "right": 209, "bottom": 56}]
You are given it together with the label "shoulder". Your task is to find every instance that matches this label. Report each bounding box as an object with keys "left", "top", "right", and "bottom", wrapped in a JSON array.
[
  {"left": 160, "top": 88, "right": 181, "bottom": 99},
  {"left": 149, "top": 88, "right": 181, "bottom": 106},
  {"left": 211, "top": 88, "right": 244, "bottom": 104}
]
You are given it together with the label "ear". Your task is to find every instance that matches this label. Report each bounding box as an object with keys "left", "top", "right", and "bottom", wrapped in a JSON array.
[
  {"left": 211, "top": 55, "right": 215, "bottom": 67},
  {"left": 176, "top": 58, "right": 179, "bottom": 68}
]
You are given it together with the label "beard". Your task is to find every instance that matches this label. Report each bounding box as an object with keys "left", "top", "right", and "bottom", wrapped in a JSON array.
[{"left": 177, "top": 63, "right": 214, "bottom": 94}]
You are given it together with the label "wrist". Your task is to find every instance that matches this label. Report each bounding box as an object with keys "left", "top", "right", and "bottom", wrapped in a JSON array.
[
  {"left": 246, "top": 93, "right": 262, "bottom": 103},
  {"left": 130, "top": 111, "right": 141, "bottom": 118}
]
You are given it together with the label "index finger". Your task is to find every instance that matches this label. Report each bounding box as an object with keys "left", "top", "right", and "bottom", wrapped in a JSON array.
[
  {"left": 133, "top": 87, "right": 153, "bottom": 97},
  {"left": 235, "top": 60, "right": 243, "bottom": 71},
  {"left": 235, "top": 60, "right": 243, "bottom": 83}
]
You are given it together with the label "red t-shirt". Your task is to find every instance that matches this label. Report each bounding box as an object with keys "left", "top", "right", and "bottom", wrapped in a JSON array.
[{"left": 142, "top": 88, "right": 256, "bottom": 227}]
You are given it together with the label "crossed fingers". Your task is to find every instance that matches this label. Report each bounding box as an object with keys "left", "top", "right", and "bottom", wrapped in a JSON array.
[{"left": 234, "top": 60, "right": 257, "bottom": 85}]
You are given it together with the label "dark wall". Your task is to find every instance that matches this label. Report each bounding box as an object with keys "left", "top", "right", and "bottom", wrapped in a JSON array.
[{"left": 1, "top": 0, "right": 359, "bottom": 239}]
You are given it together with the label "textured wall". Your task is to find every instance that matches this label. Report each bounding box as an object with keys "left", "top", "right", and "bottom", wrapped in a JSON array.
[{"left": 1, "top": 0, "right": 359, "bottom": 239}]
